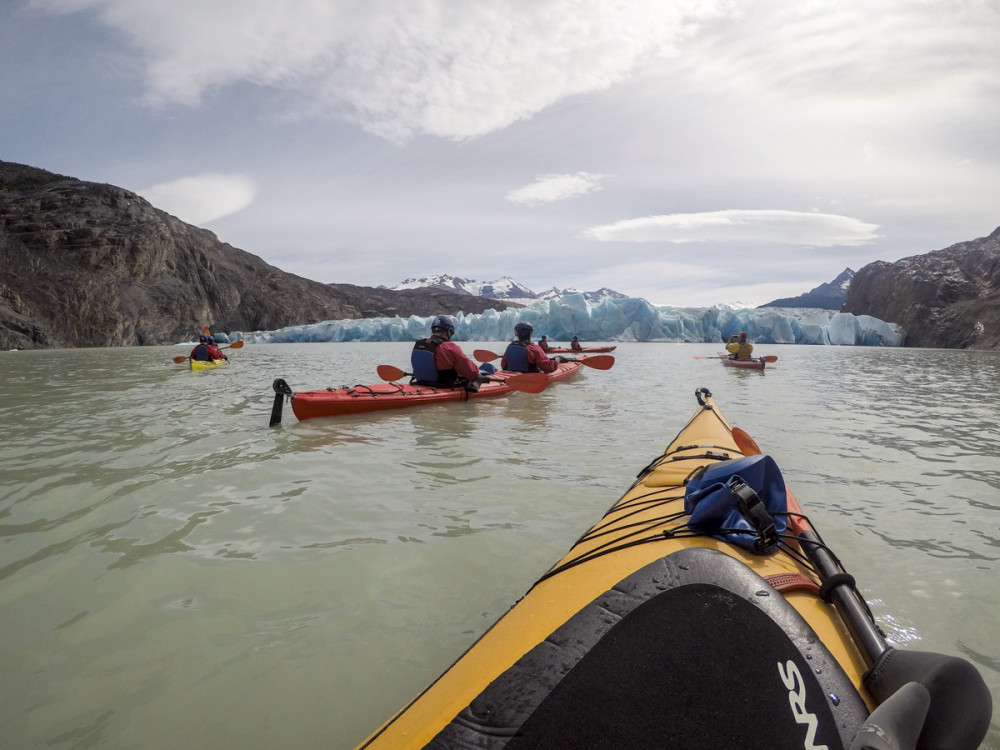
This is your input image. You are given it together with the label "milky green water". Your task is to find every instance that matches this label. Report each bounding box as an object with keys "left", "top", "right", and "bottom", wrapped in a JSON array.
[{"left": 1, "top": 343, "right": 998, "bottom": 749}]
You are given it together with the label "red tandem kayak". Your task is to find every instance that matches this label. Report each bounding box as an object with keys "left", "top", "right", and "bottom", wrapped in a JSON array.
[
  {"left": 719, "top": 351, "right": 767, "bottom": 370},
  {"left": 270, "top": 358, "right": 597, "bottom": 423},
  {"left": 546, "top": 345, "right": 617, "bottom": 354}
]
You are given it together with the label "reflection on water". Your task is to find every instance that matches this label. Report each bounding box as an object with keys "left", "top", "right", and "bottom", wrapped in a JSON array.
[{"left": 1, "top": 343, "right": 998, "bottom": 749}]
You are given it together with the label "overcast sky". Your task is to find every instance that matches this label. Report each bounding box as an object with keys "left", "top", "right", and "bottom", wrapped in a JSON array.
[{"left": 2, "top": 0, "right": 997, "bottom": 307}]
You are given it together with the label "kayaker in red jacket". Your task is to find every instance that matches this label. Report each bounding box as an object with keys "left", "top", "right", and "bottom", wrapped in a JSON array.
[
  {"left": 570, "top": 336, "right": 583, "bottom": 351},
  {"left": 206, "top": 337, "right": 228, "bottom": 361},
  {"left": 538, "top": 335, "right": 550, "bottom": 352},
  {"left": 411, "top": 315, "right": 482, "bottom": 388},
  {"left": 502, "top": 322, "right": 559, "bottom": 374},
  {"left": 190, "top": 335, "right": 215, "bottom": 361}
]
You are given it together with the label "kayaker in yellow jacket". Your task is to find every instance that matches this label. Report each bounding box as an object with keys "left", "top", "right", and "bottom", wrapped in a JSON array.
[{"left": 726, "top": 332, "right": 754, "bottom": 360}]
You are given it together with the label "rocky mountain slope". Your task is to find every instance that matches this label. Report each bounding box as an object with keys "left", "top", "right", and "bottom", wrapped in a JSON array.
[
  {"left": 842, "top": 227, "right": 1000, "bottom": 349},
  {"left": 761, "top": 268, "right": 855, "bottom": 310},
  {"left": 0, "top": 161, "right": 511, "bottom": 349}
]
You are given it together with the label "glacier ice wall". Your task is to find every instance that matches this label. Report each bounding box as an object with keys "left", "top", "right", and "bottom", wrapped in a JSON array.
[{"left": 231, "top": 295, "right": 904, "bottom": 346}]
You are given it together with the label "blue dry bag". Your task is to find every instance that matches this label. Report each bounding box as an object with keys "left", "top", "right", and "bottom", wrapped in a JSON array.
[{"left": 683, "top": 454, "right": 788, "bottom": 554}]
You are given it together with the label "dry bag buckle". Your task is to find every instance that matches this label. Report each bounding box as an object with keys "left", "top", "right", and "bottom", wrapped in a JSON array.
[{"left": 727, "top": 476, "right": 778, "bottom": 552}]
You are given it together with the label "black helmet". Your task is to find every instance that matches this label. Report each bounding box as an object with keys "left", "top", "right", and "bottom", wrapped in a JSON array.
[
  {"left": 199, "top": 334, "right": 208, "bottom": 343},
  {"left": 431, "top": 315, "right": 455, "bottom": 334},
  {"left": 514, "top": 322, "right": 533, "bottom": 338}
]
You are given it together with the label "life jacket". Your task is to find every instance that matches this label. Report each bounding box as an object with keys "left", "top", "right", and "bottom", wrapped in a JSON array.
[
  {"left": 726, "top": 338, "right": 753, "bottom": 360},
  {"left": 191, "top": 344, "right": 213, "bottom": 362},
  {"left": 504, "top": 340, "right": 533, "bottom": 373},
  {"left": 411, "top": 337, "right": 457, "bottom": 386}
]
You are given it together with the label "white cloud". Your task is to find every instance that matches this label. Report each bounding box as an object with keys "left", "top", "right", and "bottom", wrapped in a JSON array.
[
  {"left": 137, "top": 174, "right": 257, "bottom": 225},
  {"left": 30, "top": 0, "right": 731, "bottom": 142},
  {"left": 683, "top": 0, "right": 999, "bottom": 100},
  {"left": 28, "top": 1, "right": 999, "bottom": 149},
  {"left": 506, "top": 173, "right": 608, "bottom": 206},
  {"left": 584, "top": 210, "right": 881, "bottom": 246},
  {"left": 16, "top": 0, "right": 998, "bottom": 306}
]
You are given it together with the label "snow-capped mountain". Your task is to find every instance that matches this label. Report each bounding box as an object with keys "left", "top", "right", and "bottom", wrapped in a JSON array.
[
  {"left": 388, "top": 275, "right": 629, "bottom": 304},
  {"left": 761, "top": 268, "right": 855, "bottom": 310}
]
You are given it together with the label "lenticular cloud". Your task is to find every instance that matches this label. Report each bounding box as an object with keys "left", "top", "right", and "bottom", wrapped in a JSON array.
[{"left": 584, "top": 210, "right": 881, "bottom": 246}]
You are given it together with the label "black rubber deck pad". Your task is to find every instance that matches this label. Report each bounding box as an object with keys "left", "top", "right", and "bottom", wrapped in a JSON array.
[{"left": 428, "top": 547, "right": 868, "bottom": 749}]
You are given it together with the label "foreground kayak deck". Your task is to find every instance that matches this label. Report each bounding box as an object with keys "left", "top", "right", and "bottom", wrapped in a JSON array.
[
  {"left": 288, "top": 359, "right": 584, "bottom": 420},
  {"left": 355, "top": 388, "right": 991, "bottom": 749}
]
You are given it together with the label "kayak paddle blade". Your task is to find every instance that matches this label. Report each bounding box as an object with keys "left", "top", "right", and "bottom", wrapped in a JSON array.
[
  {"left": 504, "top": 373, "right": 549, "bottom": 394},
  {"left": 732, "top": 427, "right": 763, "bottom": 456},
  {"left": 761, "top": 355, "right": 777, "bottom": 363},
  {"left": 473, "top": 349, "right": 501, "bottom": 363},
  {"left": 377, "top": 365, "right": 408, "bottom": 382},
  {"left": 225, "top": 340, "right": 245, "bottom": 350},
  {"left": 173, "top": 355, "right": 188, "bottom": 364},
  {"left": 579, "top": 355, "right": 614, "bottom": 370}
]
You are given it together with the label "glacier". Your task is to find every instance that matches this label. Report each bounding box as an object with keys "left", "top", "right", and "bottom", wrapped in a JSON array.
[{"left": 229, "top": 295, "right": 904, "bottom": 346}]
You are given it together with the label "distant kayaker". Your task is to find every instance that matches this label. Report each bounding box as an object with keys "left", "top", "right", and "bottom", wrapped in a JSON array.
[
  {"left": 205, "top": 337, "right": 228, "bottom": 361},
  {"left": 570, "top": 336, "right": 583, "bottom": 352},
  {"left": 190, "top": 335, "right": 215, "bottom": 362},
  {"left": 726, "top": 332, "right": 754, "bottom": 360},
  {"left": 411, "top": 315, "right": 482, "bottom": 389},
  {"left": 502, "top": 322, "right": 560, "bottom": 373},
  {"left": 538, "top": 335, "right": 550, "bottom": 352}
]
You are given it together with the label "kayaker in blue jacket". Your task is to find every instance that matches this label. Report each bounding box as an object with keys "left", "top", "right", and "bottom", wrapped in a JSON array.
[
  {"left": 502, "top": 322, "right": 560, "bottom": 373},
  {"left": 411, "top": 315, "right": 482, "bottom": 389}
]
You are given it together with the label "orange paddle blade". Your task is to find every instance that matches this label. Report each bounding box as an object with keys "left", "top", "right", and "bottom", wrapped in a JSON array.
[
  {"left": 173, "top": 355, "right": 188, "bottom": 364},
  {"left": 473, "top": 349, "right": 501, "bottom": 363},
  {"left": 377, "top": 365, "right": 407, "bottom": 381},
  {"left": 578, "top": 355, "right": 614, "bottom": 370},
  {"left": 501, "top": 373, "right": 549, "bottom": 394},
  {"left": 731, "top": 427, "right": 763, "bottom": 456}
]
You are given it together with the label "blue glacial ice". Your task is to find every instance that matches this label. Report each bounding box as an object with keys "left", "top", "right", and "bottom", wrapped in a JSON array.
[{"left": 232, "top": 295, "right": 903, "bottom": 346}]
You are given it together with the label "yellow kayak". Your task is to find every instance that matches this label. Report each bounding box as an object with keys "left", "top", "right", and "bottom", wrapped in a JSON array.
[
  {"left": 355, "top": 387, "right": 991, "bottom": 750},
  {"left": 189, "top": 358, "right": 227, "bottom": 371}
]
